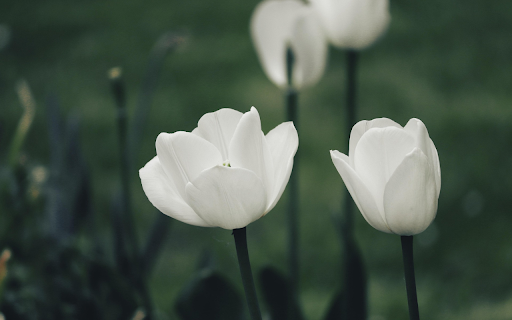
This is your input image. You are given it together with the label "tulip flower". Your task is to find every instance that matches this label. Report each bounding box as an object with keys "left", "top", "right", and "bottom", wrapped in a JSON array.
[
  {"left": 250, "top": 0, "right": 328, "bottom": 89},
  {"left": 310, "top": 0, "right": 391, "bottom": 50},
  {"left": 139, "top": 107, "right": 298, "bottom": 230},
  {"left": 330, "top": 118, "right": 441, "bottom": 235}
]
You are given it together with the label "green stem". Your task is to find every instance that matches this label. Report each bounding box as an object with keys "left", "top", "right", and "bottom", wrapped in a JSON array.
[
  {"left": 233, "top": 227, "right": 262, "bottom": 320},
  {"left": 286, "top": 47, "right": 300, "bottom": 318},
  {"left": 343, "top": 50, "right": 358, "bottom": 233},
  {"left": 401, "top": 236, "right": 420, "bottom": 320},
  {"left": 109, "top": 68, "right": 139, "bottom": 264},
  {"left": 109, "top": 68, "right": 153, "bottom": 319}
]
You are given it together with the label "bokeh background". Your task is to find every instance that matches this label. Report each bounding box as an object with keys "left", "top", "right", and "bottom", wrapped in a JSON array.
[{"left": 1, "top": 0, "right": 512, "bottom": 319}]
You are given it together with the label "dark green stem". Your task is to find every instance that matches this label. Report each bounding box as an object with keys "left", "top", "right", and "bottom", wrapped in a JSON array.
[
  {"left": 343, "top": 50, "right": 359, "bottom": 232},
  {"left": 109, "top": 68, "right": 139, "bottom": 264},
  {"left": 233, "top": 227, "right": 262, "bottom": 320},
  {"left": 286, "top": 46, "right": 300, "bottom": 317},
  {"left": 109, "top": 69, "right": 153, "bottom": 319},
  {"left": 401, "top": 236, "right": 420, "bottom": 320}
]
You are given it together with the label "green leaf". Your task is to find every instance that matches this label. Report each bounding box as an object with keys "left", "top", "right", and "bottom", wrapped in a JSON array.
[
  {"left": 259, "top": 266, "right": 303, "bottom": 320},
  {"left": 323, "top": 291, "right": 343, "bottom": 320},
  {"left": 323, "top": 239, "right": 367, "bottom": 320},
  {"left": 175, "top": 270, "right": 245, "bottom": 320}
]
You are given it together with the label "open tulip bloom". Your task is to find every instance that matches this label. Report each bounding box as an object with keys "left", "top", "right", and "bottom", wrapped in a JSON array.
[
  {"left": 330, "top": 118, "right": 441, "bottom": 236},
  {"left": 250, "top": 0, "right": 327, "bottom": 89},
  {"left": 139, "top": 107, "right": 298, "bottom": 230}
]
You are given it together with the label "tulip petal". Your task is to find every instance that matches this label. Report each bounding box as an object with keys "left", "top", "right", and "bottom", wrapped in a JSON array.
[
  {"left": 251, "top": 0, "right": 304, "bottom": 88},
  {"left": 156, "top": 132, "right": 223, "bottom": 198},
  {"left": 229, "top": 107, "right": 275, "bottom": 205},
  {"left": 383, "top": 148, "right": 438, "bottom": 235},
  {"left": 310, "top": 0, "right": 390, "bottom": 49},
  {"left": 430, "top": 139, "right": 441, "bottom": 197},
  {"left": 251, "top": 0, "right": 327, "bottom": 89},
  {"left": 265, "top": 121, "right": 299, "bottom": 212},
  {"left": 404, "top": 119, "right": 431, "bottom": 163},
  {"left": 403, "top": 118, "right": 441, "bottom": 197},
  {"left": 353, "top": 127, "right": 415, "bottom": 214},
  {"left": 185, "top": 166, "right": 268, "bottom": 230},
  {"left": 331, "top": 150, "right": 391, "bottom": 233},
  {"left": 349, "top": 118, "right": 402, "bottom": 161},
  {"left": 288, "top": 10, "right": 328, "bottom": 89},
  {"left": 139, "top": 157, "right": 210, "bottom": 227},
  {"left": 193, "top": 108, "right": 244, "bottom": 161}
]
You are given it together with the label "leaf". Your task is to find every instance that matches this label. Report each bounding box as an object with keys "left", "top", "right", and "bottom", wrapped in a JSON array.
[
  {"left": 129, "top": 31, "right": 187, "bottom": 161},
  {"left": 259, "top": 266, "right": 303, "bottom": 320},
  {"left": 323, "top": 239, "right": 367, "bottom": 320},
  {"left": 328, "top": 209, "right": 368, "bottom": 320},
  {"left": 140, "top": 211, "right": 172, "bottom": 277},
  {"left": 175, "top": 270, "right": 245, "bottom": 320},
  {"left": 323, "top": 291, "right": 343, "bottom": 320}
]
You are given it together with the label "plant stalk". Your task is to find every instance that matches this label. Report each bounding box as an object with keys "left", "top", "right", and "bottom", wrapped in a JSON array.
[
  {"left": 343, "top": 50, "right": 358, "bottom": 232},
  {"left": 401, "top": 235, "right": 420, "bottom": 320},
  {"left": 286, "top": 47, "right": 300, "bottom": 315},
  {"left": 109, "top": 67, "right": 139, "bottom": 264},
  {"left": 233, "top": 227, "right": 262, "bottom": 320}
]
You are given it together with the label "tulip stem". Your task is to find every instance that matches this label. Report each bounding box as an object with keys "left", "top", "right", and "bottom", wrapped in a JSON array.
[
  {"left": 401, "top": 236, "right": 420, "bottom": 320},
  {"left": 108, "top": 68, "right": 139, "bottom": 263},
  {"left": 109, "top": 68, "right": 154, "bottom": 319},
  {"left": 233, "top": 227, "right": 262, "bottom": 320},
  {"left": 286, "top": 46, "right": 300, "bottom": 317},
  {"left": 344, "top": 50, "right": 358, "bottom": 231}
]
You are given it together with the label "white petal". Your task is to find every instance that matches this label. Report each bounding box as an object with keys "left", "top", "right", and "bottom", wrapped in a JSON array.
[
  {"left": 139, "top": 157, "right": 210, "bottom": 227},
  {"left": 383, "top": 148, "right": 438, "bottom": 235},
  {"left": 288, "top": 9, "right": 328, "bottom": 89},
  {"left": 156, "top": 132, "right": 223, "bottom": 198},
  {"left": 430, "top": 139, "right": 441, "bottom": 197},
  {"left": 311, "top": 0, "right": 390, "bottom": 49},
  {"left": 404, "top": 119, "right": 431, "bottom": 163},
  {"left": 251, "top": 0, "right": 303, "bottom": 88},
  {"left": 404, "top": 118, "right": 441, "bottom": 197},
  {"left": 193, "top": 108, "right": 243, "bottom": 161},
  {"left": 331, "top": 150, "right": 391, "bottom": 233},
  {"left": 349, "top": 118, "right": 402, "bottom": 162},
  {"left": 353, "top": 127, "right": 415, "bottom": 214},
  {"left": 229, "top": 107, "right": 275, "bottom": 206},
  {"left": 250, "top": 0, "right": 327, "bottom": 89},
  {"left": 185, "top": 166, "right": 268, "bottom": 230},
  {"left": 265, "top": 121, "right": 299, "bottom": 212}
]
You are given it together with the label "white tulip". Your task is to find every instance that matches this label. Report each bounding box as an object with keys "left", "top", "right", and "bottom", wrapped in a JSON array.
[
  {"left": 330, "top": 118, "right": 441, "bottom": 235},
  {"left": 250, "top": 0, "right": 328, "bottom": 89},
  {"left": 310, "top": 0, "right": 391, "bottom": 50},
  {"left": 139, "top": 107, "right": 298, "bottom": 230}
]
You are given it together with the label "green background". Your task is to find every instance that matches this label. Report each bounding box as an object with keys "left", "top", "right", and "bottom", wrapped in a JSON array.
[{"left": 1, "top": 0, "right": 512, "bottom": 319}]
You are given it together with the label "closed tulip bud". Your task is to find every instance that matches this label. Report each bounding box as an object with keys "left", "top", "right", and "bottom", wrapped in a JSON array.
[
  {"left": 330, "top": 118, "right": 441, "bottom": 235},
  {"left": 140, "top": 107, "right": 298, "bottom": 230},
  {"left": 250, "top": 0, "right": 328, "bottom": 89},
  {"left": 310, "top": 0, "right": 391, "bottom": 50}
]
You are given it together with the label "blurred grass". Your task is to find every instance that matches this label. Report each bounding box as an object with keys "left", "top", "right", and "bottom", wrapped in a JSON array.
[{"left": 1, "top": 0, "right": 512, "bottom": 319}]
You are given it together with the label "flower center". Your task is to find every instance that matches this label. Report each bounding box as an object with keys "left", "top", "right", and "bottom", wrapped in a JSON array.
[{"left": 222, "top": 161, "right": 231, "bottom": 167}]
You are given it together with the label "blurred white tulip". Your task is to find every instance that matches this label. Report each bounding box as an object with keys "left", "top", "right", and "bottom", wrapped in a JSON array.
[
  {"left": 310, "top": 0, "right": 391, "bottom": 50},
  {"left": 140, "top": 107, "right": 298, "bottom": 230},
  {"left": 331, "top": 118, "right": 441, "bottom": 235},
  {"left": 250, "top": 0, "right": 328, "bottom": 89}
]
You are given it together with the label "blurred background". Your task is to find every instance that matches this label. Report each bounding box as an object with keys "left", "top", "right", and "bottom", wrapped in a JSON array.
[{"left": 1, "top": 0, "right": 512, "bottom": 319}]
